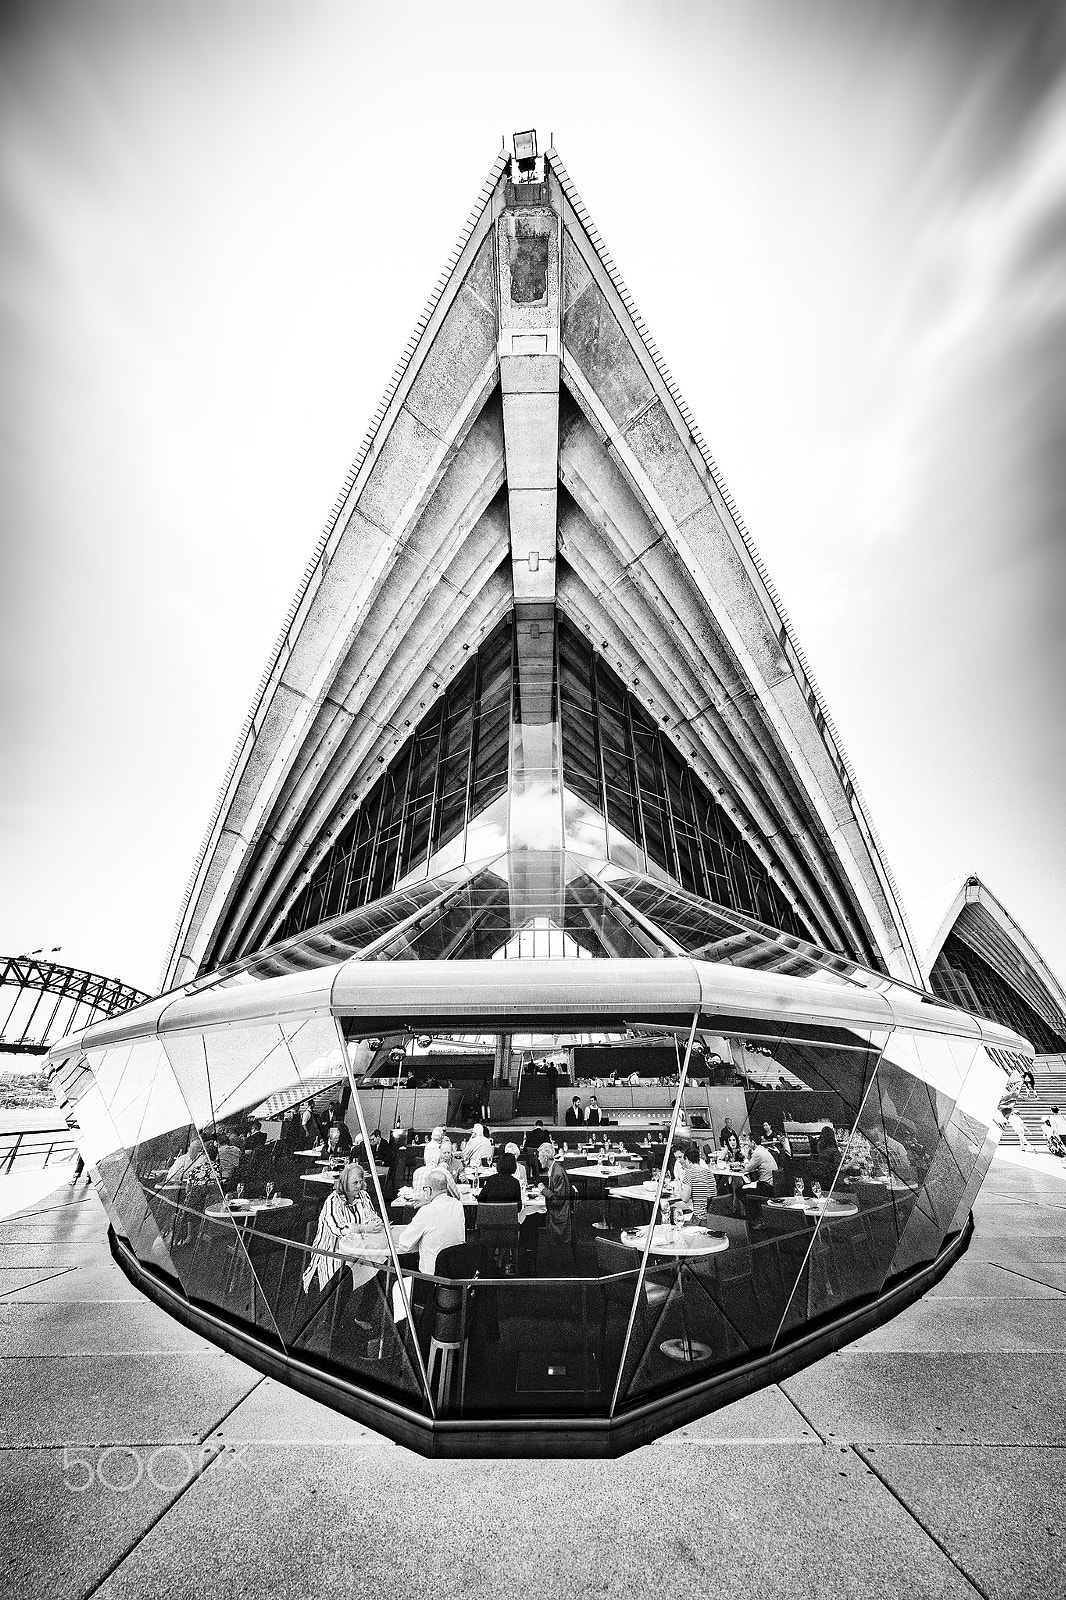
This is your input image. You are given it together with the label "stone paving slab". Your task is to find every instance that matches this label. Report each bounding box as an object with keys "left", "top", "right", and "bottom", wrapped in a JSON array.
[
  {"left": 0, "top": 1265, "right": 74, "bottom": 1297},
  {"left": 782, "top": 1350, "right": 1066, "bottom": 1443},
  {"left": 0, "top": 1242, "right": 97, "bottom": 1269},
  {"left": 0, "top": 1300, "right": 211, "bottom": 1357},
  {"left": 0, "top": 1261, "right": 144, "bottom": 1303},
  {"left": 213, "top": 1376, "right": 399, "bottom": 1446},
  {"left": 854, "top": 1296, "right": 1066, "bottom": 1353},
  {"left": 89, "top": 1441, "right": 978, "bottom": 1600},
  {"left": 653, "top": 1383, "right": 821, "bottom": 1442},
  {"left": 925, "top": 1261, "right": 1064, "bottom": 1298},
  {"left": 859, "top": 1443, "right": 1066, "bottom": 1600},
  {"left": 0, "top": 1444, "right": 204, "bottom": 1600},
  {"left": 2, "top": 1153, "right": 1063, "bottom": 1597},
  {"left": 0, "top": 1353, "right": 260, "bottom": 1446},
  {"left": 966, "top": 1232, "right": 1066, "bottom": 1264},
  {"left": 1002, "top": 1262, "right": 1066, "bottom": 1294}
]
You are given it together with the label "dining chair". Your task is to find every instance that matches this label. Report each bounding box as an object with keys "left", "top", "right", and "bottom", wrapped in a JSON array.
[{"left": 475, "top": 1201, "right": 520, "bottom": 1275}]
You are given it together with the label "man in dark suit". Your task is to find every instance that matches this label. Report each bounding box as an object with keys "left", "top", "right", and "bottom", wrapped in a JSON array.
[{"left": 565, "top": 1097, "right": 584, "bottom": 1126}]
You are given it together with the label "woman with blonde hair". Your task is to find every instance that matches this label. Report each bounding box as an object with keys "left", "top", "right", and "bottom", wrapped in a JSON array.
[{"left": 293, "top": 1162, "right": 390, "bottom": 1352}]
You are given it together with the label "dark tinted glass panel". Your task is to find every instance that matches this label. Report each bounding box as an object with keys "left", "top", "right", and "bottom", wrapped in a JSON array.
[
  {"left": 930, "top": 932, "right": 1066, "bottom": 1054},
  {"left": 556, "top": 615, "right": 816, "bottom": 945},
  {"left": 269, "top": 619, "right": 513, "bottom": 947}
]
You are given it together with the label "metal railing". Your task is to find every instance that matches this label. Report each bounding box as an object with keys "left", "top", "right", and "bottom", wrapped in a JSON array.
[{"left": 0, "top": 1129, "right": 78, "bottom": 1174}]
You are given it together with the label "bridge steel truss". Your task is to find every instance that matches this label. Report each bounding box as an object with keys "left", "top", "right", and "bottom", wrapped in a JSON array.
[{"left": 0, "top": 957, "right": 151, "bottom": 1055}]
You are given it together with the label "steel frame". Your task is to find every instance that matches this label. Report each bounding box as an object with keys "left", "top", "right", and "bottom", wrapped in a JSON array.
[{"left": 0, "top": 957, "right": 150, "bottom": 1054}]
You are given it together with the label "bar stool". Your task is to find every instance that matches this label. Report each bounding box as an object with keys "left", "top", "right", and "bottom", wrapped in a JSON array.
[{"left": 426, "top": 1282, "right": 466, "bottom": 1408}]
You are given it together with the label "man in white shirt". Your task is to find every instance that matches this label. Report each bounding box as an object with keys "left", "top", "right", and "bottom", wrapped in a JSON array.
[
  {"left": 744, "top": 1136, "right": 778, "bottom": 1195},
  {"left": 461, "top": 1122, "right": 493, "bottom": 1168},
  {"left": 394, "top": 1169, "right": 466, "bottom": 1272}
]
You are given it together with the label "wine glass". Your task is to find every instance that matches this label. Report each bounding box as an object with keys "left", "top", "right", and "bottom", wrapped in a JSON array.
[
  {"left": 811, "top": 1181, "right": 822, "bottom": 1202},
  {"left": 265, "top": 1181, "right": 276, "bottom": 1203}
]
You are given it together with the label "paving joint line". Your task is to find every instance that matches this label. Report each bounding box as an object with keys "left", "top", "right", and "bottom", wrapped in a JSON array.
[
  {"left": 80, "top": 1444, "right": 224, "bottom": 1600},
  {"left": 197, "top": 1373, "right": 267, "bottom": 1446},
  {"left": 993, "top": 1261, "right": 1066, "bottom": 1295},
  {"left": 853, "top": 1443, "right": 991, "bottom": 1600},
  {"left": 774, "top": 1384, "right": 828, "bottom": 1443}
]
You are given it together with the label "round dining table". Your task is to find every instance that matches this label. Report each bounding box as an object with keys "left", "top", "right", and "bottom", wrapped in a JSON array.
[{"left": 618, "top": 1223, "right": 729, "bottom": 1363}]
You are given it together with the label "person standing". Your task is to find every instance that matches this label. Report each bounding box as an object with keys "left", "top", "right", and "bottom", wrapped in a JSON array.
[{"left": 998, "top": 1068, "right": 1037, "bottom": 1153}]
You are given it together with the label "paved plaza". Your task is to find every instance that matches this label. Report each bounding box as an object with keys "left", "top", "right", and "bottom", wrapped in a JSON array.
[{"left": 2, "top": 1151, "right": 1064, "bottom": 1600}]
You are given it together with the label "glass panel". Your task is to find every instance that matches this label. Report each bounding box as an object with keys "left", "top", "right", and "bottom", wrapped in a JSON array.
[
  {"left": 96, "top": 1036, "right": 194, "bottom": 1284},
  {"left": 615, "top": 1024, "right": 890, "bottom": 1402},
  {"left": 945, "top": 1044, "right": 1008, "bottom": 1236},
  {"left": 81, "top": 1042, "right": 186, "bottom": 1277},
  {"left": 76, "top": 1047, "right": 156, "bottom": 1251},
  {"left": 365, "top": 856, "right": 674, "bottom": 963},
  {"left": 338, "top": 1020, "right": 715, "bottom": 1418},
  {"left": 870, "top": 1031, "right": 979, "bottom": 1282},
  {"left": 604, "top": 873, "right": 870, "bottom": 989},
  {"left": 266, "top": 620, "right": 512, "bottom": 945},
  {"left": 154, "top": 1026, "right": 317, "bottom": 1339}
]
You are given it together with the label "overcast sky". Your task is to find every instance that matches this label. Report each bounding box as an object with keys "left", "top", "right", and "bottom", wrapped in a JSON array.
[{"left": 2, "top": 0, "right": 1065, "bottom": 998}]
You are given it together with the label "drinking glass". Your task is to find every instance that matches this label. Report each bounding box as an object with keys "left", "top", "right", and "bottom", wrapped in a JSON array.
[
  {"left": 265, "top": 1181, "right": 276, "bottom": 1202},
  {"left": 793, "top": 1179, "right": 804, "bottom": 1200},
  {"left": 812, "top": 1181, "right": 822, "bottom": 1201}
]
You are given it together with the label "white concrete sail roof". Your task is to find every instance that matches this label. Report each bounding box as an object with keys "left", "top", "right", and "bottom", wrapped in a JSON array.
[
  {"left": 161, "top": 145, "right": 922, "bottom": 991},
  {"left": 925, "top": 874, "right": 1066, "bottom": 1044}
]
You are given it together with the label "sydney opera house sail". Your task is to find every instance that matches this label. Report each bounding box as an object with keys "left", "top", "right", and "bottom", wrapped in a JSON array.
[
  {"left": 47, "top": 142, "right": 1031, "bottom": 1455},
  {"left": 927, "top": 876, "right": 1066, "bottom": 1061}
]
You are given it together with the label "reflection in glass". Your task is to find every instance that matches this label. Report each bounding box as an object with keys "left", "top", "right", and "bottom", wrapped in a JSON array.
[{"left": 77, "top": 993, "right": 1014, "bottom": 1438}]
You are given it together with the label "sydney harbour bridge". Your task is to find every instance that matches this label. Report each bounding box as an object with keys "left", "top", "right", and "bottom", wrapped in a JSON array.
[{"left": 0, "top": 954, "right": 150, "bottom": 1056}]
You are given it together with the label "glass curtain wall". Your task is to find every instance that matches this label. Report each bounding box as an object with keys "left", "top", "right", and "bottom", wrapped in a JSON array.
[
  {"left": 557, "top": 617, "right": 814, "bottom": 943},
  {"left": 82, "top": 1001, "right": 1003, "bottom": 1430},
  {"left": 268, "top": 614, "right": 826, "bottom": 956},
  {"left": 275, "top": 618, "right": 514, "bottom": 943}
]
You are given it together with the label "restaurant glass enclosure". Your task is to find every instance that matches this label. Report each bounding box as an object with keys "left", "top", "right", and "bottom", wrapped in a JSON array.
[{"left": 47, "top": 946, "right": 1025, "bottom": 1454}]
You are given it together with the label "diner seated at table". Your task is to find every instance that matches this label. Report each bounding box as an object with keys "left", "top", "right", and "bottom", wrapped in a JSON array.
[
  {"left": 744, "top": 1135, "right": 779, "bottom": 1196},
  {"left": 320, "top": 1121, "right": 353, "bottom": 1158},
  {"left": 214, "top": 1132, "right": 242, "bottom": 1186},
  {"left": 686, "top": 1149, "right": 719, "bottom": 1213},
  {"left": 719, "top": 1129, "right": 743, "bottom": 1163},
  {"left": 394, "top": 1168, "right": 466, "bottom": 1272},
  {"left": 761, "top": 1121, "right": 792, "bottom": 1159},
  {"left": 477, "top": 1151, "right": 522, "bottom": 1205},
  {"left": 164, "top": 1139, "right": 202, "bottom": 1185},
  {"left": 504, "top": 1142, "right": 528, "bottom": 1191},
  {"left": 461, "top": 1123, "right": 493, "bottom": 1167},
  {"left": 298, "top": 1162, "right": 386, "bottom": 1341},
  {"left": 401, "top": 1141, "right": 446, "bottom": 1203}
]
